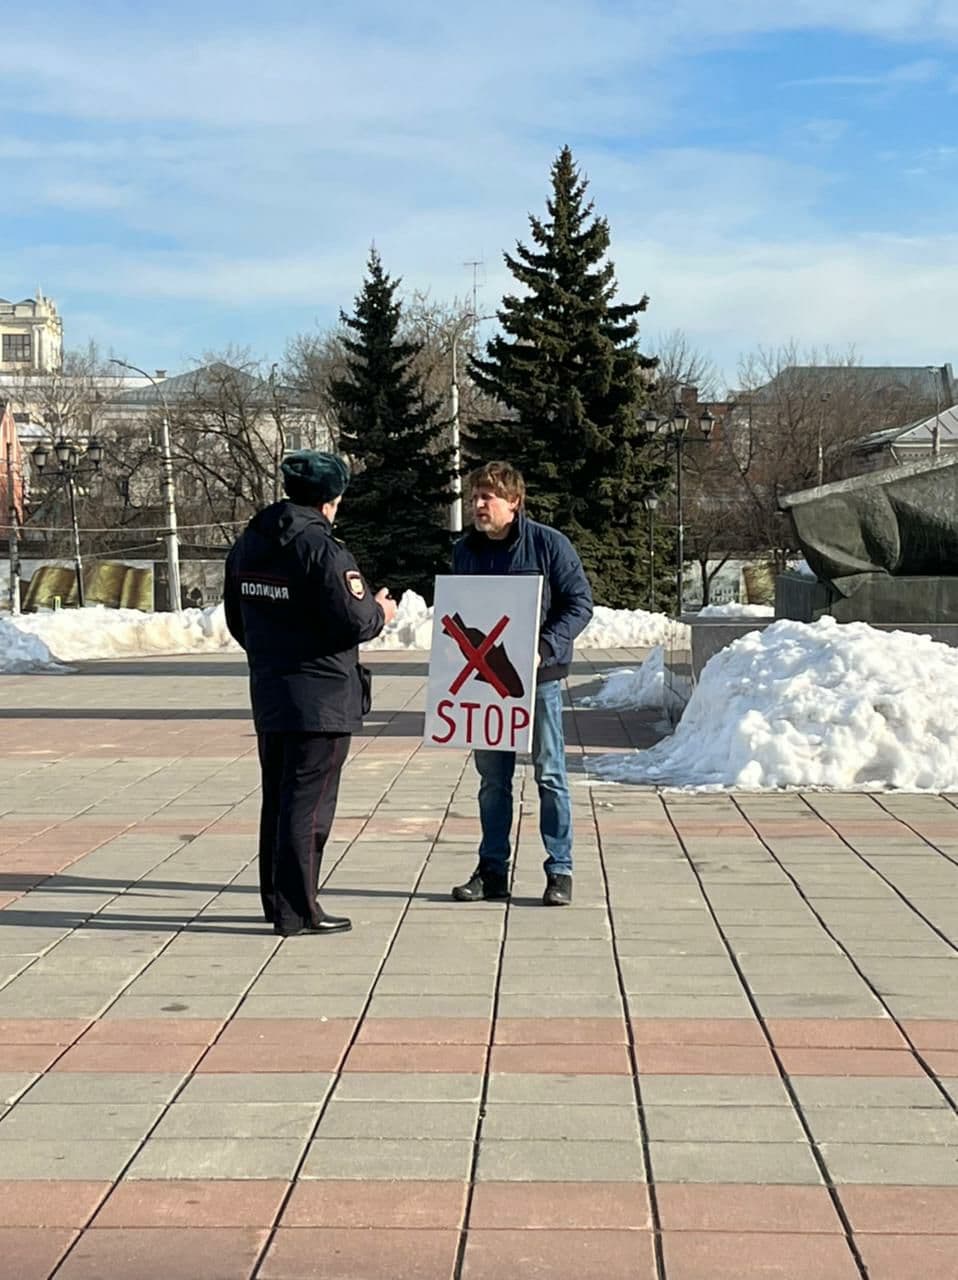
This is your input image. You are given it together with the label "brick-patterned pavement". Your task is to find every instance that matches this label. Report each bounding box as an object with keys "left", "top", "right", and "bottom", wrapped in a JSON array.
[{"left": 0, "top": 649, "right": 955, "bottom": 1278}]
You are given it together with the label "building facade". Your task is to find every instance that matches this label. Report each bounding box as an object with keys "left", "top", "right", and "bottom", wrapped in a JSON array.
[{"left": 0, "top": 292, "right": 63, "bottom": 374}]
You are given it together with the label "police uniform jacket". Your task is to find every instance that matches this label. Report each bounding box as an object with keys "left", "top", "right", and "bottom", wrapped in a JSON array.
[{"left": 224, "top": 501, "right": 385, "bottom": 734}]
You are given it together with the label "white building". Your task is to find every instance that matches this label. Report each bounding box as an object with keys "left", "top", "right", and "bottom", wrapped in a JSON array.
[{"left": 0, "top": 291, "right": 63, "bottom": 374}]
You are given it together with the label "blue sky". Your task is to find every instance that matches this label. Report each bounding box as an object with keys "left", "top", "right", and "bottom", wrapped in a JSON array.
[{"left": 3, "top": 0, "right": 957, "bottom": 387}]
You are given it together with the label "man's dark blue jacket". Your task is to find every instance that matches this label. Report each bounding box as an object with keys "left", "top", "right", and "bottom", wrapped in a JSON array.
[{"left": 452, "top": 513, "right": 594, "bottom": 683}]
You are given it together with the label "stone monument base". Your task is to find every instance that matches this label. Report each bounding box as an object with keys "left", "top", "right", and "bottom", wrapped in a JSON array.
[{"left": 776, "top": 571, "right": 958, "bottom": 625}]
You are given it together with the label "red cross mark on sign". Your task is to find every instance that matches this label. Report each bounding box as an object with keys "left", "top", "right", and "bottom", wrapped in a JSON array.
[{"left": 441, "top": 612, "right": 512, "bottom": 699}]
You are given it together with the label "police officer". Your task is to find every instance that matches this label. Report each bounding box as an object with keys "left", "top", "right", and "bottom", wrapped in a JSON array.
[{"left": 224, "top": 450, "right": 397, "bottom": 937}]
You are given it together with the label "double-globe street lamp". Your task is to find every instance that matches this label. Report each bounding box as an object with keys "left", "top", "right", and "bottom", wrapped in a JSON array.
[
  {"left": 641, "top": 399, "right": 716, "bottom": 615},
  {"left": 641, "top": 491, "right": 659, "bottom": 612},
  {"left": 110, "top": 359, "right": 182, "bottom": 613},
  {"left": 30, "top": 433, "right": 103, "bottom": 608}
]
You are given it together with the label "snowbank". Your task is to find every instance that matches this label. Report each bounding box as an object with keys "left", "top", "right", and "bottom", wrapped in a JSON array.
[
  {"left": 363, "top": 595, "right": 676, "bottom": 651},
  {"left": 588, "top": 618, "right": 958, "bottom": 791},
  {"left": 1, "top": 604, "right": 239, "bottom": 669},
  {"left": 363, "top": 591, "right": 435, "bottom": 650},
  {"left": 577, "top": 646, "right": 665, "bottom": 709},
  {"left": 695, "top": 603, "right": 774, "bottom": 619},
  {"left": 0, "top": 619, "right": 69, "bottom": 673}
]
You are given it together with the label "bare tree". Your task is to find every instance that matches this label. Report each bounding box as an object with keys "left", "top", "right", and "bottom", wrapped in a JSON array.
[{"left": 647, "top": 329, "right": 720, "bottom": 414}]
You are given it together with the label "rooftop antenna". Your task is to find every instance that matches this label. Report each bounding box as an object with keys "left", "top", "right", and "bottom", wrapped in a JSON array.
[{"left": 464, "top": 258, "right": 484, "bottom": 320}]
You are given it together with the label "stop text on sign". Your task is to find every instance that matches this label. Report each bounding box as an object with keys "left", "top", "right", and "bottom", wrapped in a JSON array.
[{"left": 430, "top": 700, "right": 530, "bottom": 748}]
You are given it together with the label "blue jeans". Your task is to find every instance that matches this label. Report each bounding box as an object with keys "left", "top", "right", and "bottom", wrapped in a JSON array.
[{"left": 474, "top": 679, "right": 573, "bottom": 877}]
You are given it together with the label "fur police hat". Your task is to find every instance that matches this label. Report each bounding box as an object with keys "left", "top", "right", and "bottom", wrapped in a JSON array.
[{"left": 281, "top": 451, "right": 350, "bottom": 505}]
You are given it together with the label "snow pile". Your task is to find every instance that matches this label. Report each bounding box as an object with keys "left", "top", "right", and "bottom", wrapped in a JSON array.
[
  {"left": 2, "top": 604, "right": 239, "bottom": 668},
  {"left": 363, "top": 591, "right": 435, "bottom": 650},
  {"left": 0, "top": 619, "right": 70, "bottom": 673},
  {"left": 578, "top": 646, "right": 665, "bottom": 709},
  {"left": 362, "top": 595, "right": 677, "bottom": 651},
  {"left": 577, "top": 605, "right": 676, "bottom": 648},
  {"left": 696, "top": 603, "right": 774, "bottom": 619},
  {"left": 589, "top": 617, "right": 958, "bottom": 791}
]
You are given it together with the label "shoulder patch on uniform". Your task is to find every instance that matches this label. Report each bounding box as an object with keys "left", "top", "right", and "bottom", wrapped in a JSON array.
[{"left": 345, "top": 570, "right": 366, "bottom": 599}]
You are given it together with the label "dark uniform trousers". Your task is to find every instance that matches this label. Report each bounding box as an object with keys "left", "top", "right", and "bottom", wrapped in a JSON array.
[{"left": 257, "top": 732, "right": 351, "bottom": 931}]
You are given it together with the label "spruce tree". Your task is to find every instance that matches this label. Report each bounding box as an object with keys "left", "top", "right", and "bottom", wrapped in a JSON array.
[
  {"left": 469, "top": 146, "right": 668, "bottom": 607},
  {"left": 329, "top": 249, "right": 453, "bottom": 602}
]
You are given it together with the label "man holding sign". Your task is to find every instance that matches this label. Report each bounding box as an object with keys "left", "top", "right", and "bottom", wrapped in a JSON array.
[{"left": 449, "top": 462, "right": 593, "bottom": 906}]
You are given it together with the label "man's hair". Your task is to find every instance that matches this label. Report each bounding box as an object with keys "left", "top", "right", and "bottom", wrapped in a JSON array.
[{"left": 467, "top": 461, "right": 526, "bottom": 507}]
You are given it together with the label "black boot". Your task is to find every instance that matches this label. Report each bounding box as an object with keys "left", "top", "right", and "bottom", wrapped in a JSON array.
[
  {"left": 274, "top": 905, "right": 352, "bottom": 937},
  {"left": 543, "top": 873, "right": 572, "bottom": 906},
  {"left": 452, "top": 865, "right": 511, "bottom": 901}
]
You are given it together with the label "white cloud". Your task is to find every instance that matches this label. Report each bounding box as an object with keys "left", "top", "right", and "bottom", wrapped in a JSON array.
[{"left": 3, "top": 1, "right": 957, "bottom": 377}]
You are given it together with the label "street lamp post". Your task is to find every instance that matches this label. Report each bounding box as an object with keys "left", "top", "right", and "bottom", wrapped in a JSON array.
[
  {"left": 448, "top": 312, "right": 496, "bottom": 535},
  {"left": 927, "top": 365, "right": 943, "bottom": 459},
  {"left": 817, "top": 392, "right": 830, "bottom": 486},
  {"left": 641, "top": 492, "right": 659, "bottom": 611},
  {"left": 449, "top": 317, "right": 470, "bottom": 535},
  {"left": 30, "top": 434, "right": 103, "bottom": 608},
  {"left": 642, "top": 399, "right": 716, "bottom": 616},
  {"left": 110, "top": 360, "right": 182, "bottom": 612}
]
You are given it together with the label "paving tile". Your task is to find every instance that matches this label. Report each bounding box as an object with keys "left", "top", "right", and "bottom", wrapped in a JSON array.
[
  {"left": 635, "top": 1044, "right": 777, "bottom": 1075},
  {"left": 790, "top": 1077, "right": 948, "bottom": 1108},
  {"left": 649, "top": 1141, "right": 822, "bottom": 1184},
  {"left": 153, "top": 1102, "right": 320, "bottom": 1140},
  {"left": 0, "top": 1180, "right": 109, "bottom": 1228},
  {"left": 639, "top": 1076, "right": 791, "bottom": 1107},
  {"left": 0, "top": 1102, "right": 163, "bottom": 1141},
  {"left": 643, "top": 1105, "right": 806, "bottom": 1143},
  {"left": 838, "top": 1185, "right": 958, "bottom": 1233},
  {"left": 661, "top": 1231, "right": 861, "bottom": 1279},
  {"left": 0, "top": 1045, "right": 64, "bottom": 1071},
  {"left": 803, "top": 1106, "right": 958, "bottom": 1144},
  {"left": 476, "top": 1139, "right": 646, "bottom": 1181},
  {"left": 630, "top": 1019, "right": 766, "bottom": 1047},
  {"left": 325, "top": 1072, "right": 479, "bottom": 1104},
  {"left": 766, "top": 1018, "right": 908, "bottom": 1049},
  {"left": 177, "top": 1073, "right": 333, "bottom": 1103},
  {"left": 481, "top": 1103, "right": 639, "bottom": 1141},
  {"left": 819, "top": 1143, "right": 958, "bottom": 1185},
  {"left": 343, "top": 1044, "right": 487, "bottom": 1073},
  {"left": 460, "top": 1228, "right": 656, "bottom": 1280},
  {"left": 0, "top": 1227, "right": 78, "bottom": 1280},
  {"left": 260, "top": 1228, "right": 459, "bottom": 1280},
  {"left": 56, "top": 1226, "right": 268, "bottom": 1280},
  {"left": 197, "top": 1042, "right": 348, "bottom": 1072},
  {"left": 50, "top": 1042, "right": 205, "bottom": 1073},
  {"left": 16, "top": 1072, "right": 186, "bottom": 1107},
  {"left": 494, "top": 1018, "right": 627, "bottom": 1044},
  {"left": 469, "top": 1182, "right": 651, "bottom": 1229},
  {"left": 855, "top": 1234, "right": 958, "bottom": 1280},
  {"left": 356, "top": 1019, "right": 489, "bottom": 1044},
  {"left": 0, "top": 1140, "right": 138, "bottom": 1179},
  {"left": 656, "top": 1183, "right": 842, "bottom": 1232},
  {"left": 126, "top": 1138, "right": 305, "bottom": 1180},
  {"left": 282, "top": 1180, "right": 467, "bottom": 1229},
  {"left": 0, "top": 1019, "right": 90, "bottom": 1044},
  {"left": 488, "top": 1044, "right": 631, "bottom": 1074},
  {"left": 301, "top": 1139, "right": 473, "bottom": 1180},
  {"left": 318, "top": 1101, "right": 477, "bottom": 1140},
  {"left": 92, "top": 1180, "right": 289, "bottom": 1227},
  {"left": 79, "top": 1019, "right": 223, "bottom": 1045}
]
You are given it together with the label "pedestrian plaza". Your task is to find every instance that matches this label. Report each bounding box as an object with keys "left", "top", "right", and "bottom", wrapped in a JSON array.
[{"left": 0, "top": 649, "right": 955, "bottom": 1278}]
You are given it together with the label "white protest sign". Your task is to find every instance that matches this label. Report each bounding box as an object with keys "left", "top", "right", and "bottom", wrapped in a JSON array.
[{"left": 423, "top": 574, "right": 543, "bottom": 753}]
